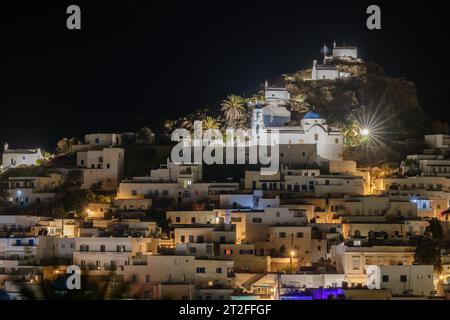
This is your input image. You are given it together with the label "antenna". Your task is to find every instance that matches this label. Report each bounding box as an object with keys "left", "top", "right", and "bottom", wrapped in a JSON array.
[{"left": 320, "top": 44, "right": 330, "bottom": 64}]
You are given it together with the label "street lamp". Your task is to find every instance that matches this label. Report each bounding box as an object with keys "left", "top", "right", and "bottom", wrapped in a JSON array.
[{"left": 290, "top": 251, "right": 295, "bottom": 269}]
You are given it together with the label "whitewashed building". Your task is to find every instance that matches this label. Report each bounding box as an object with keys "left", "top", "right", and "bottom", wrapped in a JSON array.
[
  {"left": 6, "top": 174, "right": 65, "bottom": 207},
  {"left": 311, "top": 60, "right": 350, "bottom": 80},
  {"left": 1, "top": 143, "right": 44, "bottom": 170},
  {"left": 365, "top": 265, "right": 435, "bottom": 296},
  {"left": 251, "top": 108, "right": 343, "bottom": 161},
  {"left": 77, "top": 147, "right": 124, "bottom": 190},
  {"left": 332, "top": 42, "right": 358, "bottom": 59}
]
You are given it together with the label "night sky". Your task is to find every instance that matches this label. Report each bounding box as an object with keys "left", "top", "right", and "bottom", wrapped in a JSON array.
[{"left": 3, "top": 0, "right": 450, "bottom": 151}]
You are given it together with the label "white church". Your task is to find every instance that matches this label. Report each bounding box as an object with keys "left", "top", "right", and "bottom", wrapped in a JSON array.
[
  {"left": 310, "top": 41, "right": 357, "bottom": 80},
  {"left": 250, "top": 83, "right": 343, "bottom": 161}
]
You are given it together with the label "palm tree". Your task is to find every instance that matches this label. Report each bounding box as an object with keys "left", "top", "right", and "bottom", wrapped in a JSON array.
[
  {"left": 220, "top": 95, "right": 246, "bottom": 128},
  {"left": 179, "top": 117, "right": 193, "bottom": 131},
  {"left": 202, "top": 116, "right": 220, "bottom": 130},
  {"left": 164, "top": 119, "right": 175, "bottom": 131}
]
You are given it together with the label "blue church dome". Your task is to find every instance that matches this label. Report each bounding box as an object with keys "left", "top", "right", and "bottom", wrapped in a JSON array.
[{"left": 303, "top": 111, "right": 321, "bottom": 119}]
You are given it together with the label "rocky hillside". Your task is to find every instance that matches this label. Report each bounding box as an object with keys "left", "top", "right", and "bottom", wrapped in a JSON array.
[{"left": 268, "top": 58, "right": 437, "bottom": 165}]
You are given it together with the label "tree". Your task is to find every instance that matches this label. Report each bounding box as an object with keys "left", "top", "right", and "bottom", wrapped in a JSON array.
[
  {"left": 101, "top": 272, "right": 127, "bottom": 300},
  {"left": 279, "top": 245, "right": 287, "bottom": 257},
  {"left": 432, "top": 120, "right": 449, "bottom": 135},
  {"left": 428, "top": 218, "right": 444, "bottom": 240},
  {"left": 179, "top": 117, "right": 193, "bottom": 131},
  {"left": 164, "top": 119, "right": 175, "bottom": 131},
  {"left": 56, "top": 138, "right": 75, "bottom": 155},
  {"left": 414, "top": 238, "right": 441, "bottom": 270},
  {"left": 341, "top": 120, "right": 361, "bottom": 148},
  {"left": 202, "top": 116, "right": 220, "bottom": 130},
  {"left": 220, "top": 95, "right": 246, "bottom": 128},
  {"left": 137, "top": 127, "right": 155, "bottom": 145}
]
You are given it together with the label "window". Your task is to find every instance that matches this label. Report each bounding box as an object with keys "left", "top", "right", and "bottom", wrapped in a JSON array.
[
  {"left": 296, "top": 232, "right": 304, "bottom": 238},
  {"left": 106, "top": 163, "right": 110, "bottom": 169},
  {"left": 189, "top": 235, "right": 194, "bottom": 243},
  {"left": 231, "top": 217, "right": 242, "bottom": 223},
  {"left": 252, "top": 217, "right": 262, "bottom": 223},
  {"left": 400, "top": 275, "right": 407, "bottom": 282},
  {"left": 314, "top": 134, "right": 319, "bottom": 141},
  {"left": 175, "top": 217, "right": 181, "bottom": 223},
  {"left": 335, "top": 138, "right": 339, "bottom": 144},
  {"left": 191, "top": 217, "right": 196, "bottom": 223},
  {"left": 174, "top": 259, "right": 180, "bottom": 265},
  {"left": 131, "top": 190, "right": 138, "bottom": 196},
  {"left": 145, "top": 275, "right": 151, "bottom": 283},
  {"left": 279, "top": 232, "right": 287, "bottom": 238},
  {"left": 197, "top": 235, "right": 204, "bottom": 243},
  {"left": 189, "top": 247, "right": 197, "bottom": 254},
  {"left": 80, "top": 160, "right": 85, "bottom": 165},
  {"left": 224, "top": 249, "right": 233, "bottom": 255},
  {"left": 352, "top": 258, "right": 360, "bottom": 270},
  {"left": 100, "top": 245, "right": 105, "bottom": 252},
  {"left": 276, "top": 212, "right": 280, "bottom": 217},
  {"left": 216, "top": 267, "right": 222, "bottom": 274},
  {"left": 196, "top": 267, "right": 206, "bottom": 273},
  {"left": 180, "top": 235, "right": 185, "bottom": 243}
]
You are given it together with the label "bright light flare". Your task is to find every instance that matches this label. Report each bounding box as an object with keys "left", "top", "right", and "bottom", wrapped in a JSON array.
[{"left": 361, "top": 128, "right": 370, "bottom": 137}]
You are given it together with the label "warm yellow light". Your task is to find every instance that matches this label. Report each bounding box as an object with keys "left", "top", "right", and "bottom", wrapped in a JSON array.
[
  {"left": 290, "top": 251, "right": 295, "bottom": 257},
  {"left": 440, "top": 275, "right": 444, "bottom": 280}
]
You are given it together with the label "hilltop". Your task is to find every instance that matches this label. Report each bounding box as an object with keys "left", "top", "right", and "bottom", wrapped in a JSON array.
[{"left": 257, "top": 57, "right": 440, "bottom": 165}]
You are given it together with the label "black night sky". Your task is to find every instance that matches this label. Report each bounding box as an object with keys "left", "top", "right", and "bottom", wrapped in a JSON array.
[{"left": 3, "top": 0, "right": 450, "bottom": 151}]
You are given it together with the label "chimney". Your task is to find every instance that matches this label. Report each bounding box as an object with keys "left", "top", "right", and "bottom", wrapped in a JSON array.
[{"left": 4, "top": 142, "right": 8, "bottom": 151}]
